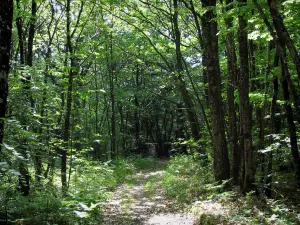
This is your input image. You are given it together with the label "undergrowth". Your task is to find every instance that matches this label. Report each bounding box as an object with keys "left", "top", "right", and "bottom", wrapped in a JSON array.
[
  {"left": 161, "top": 154, "right": 214, "bottom": 205},
  {"left": 0, "top": 156, "right": 155, "bottom": 224},
  {"left": 162, "top": 155, "right": 300, "bottom": 225}
]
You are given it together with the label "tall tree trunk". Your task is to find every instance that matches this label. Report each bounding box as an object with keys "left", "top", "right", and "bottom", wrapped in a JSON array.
[
  {"left": 134, "top": 63, "right": 141, "bottom": 154},
  {"left": 108, "top": 32, "right": 116, "bottom": 160},
  {"left": 237, "top": 0, "right": 255, "bottom": 192},
  {"left": 279, "top": 46, "right": 300, "bottom": 187},
  {"left": 268, "top": 0, "right": 300, "bottom": 79},
  {"left": 16, "top": 0, "right": 25, "bottom": 65},
  {"left": 62, "top": 0, "right": 74, "bottom": 192},
  {"left": 225, "top": 0, "right": 239, "bottom": 185},
  {"left": 27, "top": 0, "right": 37, "bottom": 67},
  {"left": 94, "top": 62, "right": 99, "bottom": 134},
  {"left": 201, "top": 0, "right": 230, "bottom": 181},
  {"left": 0, "top": 0, "right": 13, "bottom": 151},
  {"left": 173, "top": 0, "right": 201, "bottom": 141},
  {"left": 266, "top": 47, "right": 280, "bottom": 197}
]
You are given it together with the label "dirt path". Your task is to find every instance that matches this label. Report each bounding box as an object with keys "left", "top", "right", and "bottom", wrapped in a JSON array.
[{"left": 100, "top": 161, "right": 194, "bottom": 225}]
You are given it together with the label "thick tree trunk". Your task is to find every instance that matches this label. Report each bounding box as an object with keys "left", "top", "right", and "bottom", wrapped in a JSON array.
[
  {"left": 201, "top": 0, "right": 230, "bottom": 181},
  {"left": 225, "top": 0, "right": 239, "bottom": 185},
  {"left": 0, "top": 0, "right": 13, "bottom": 150},
  {"left": 237, "top": 0, "right": 255, "bottom": 192}
]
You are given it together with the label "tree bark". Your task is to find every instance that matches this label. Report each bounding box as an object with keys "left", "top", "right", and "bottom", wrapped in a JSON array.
[
  {"left": 225, "top": 0, "right": 239, "bottom": 185},
  {"left": 134, "top": 63, "right": 141, "bottom": 154},
  {"left": 16, "top": 0, "right": 25, "bottom": 65},
  {"left": 107, "top": 31, "right": 116, "bottom": 160},
  {"left": 237, "top": 0, "right": 255, "bottom": 192},
  {"left": 61, "top": 0, "right": 74, "bottom": 192},
  {"left": 27, "top": 0, "right": 37, "bottom": 67},
  {"left": 0, "top": 0, "right": 13, "bottom": 151},
  {"left": 201, "top": 0, "right": 230, "bottom": 181}
]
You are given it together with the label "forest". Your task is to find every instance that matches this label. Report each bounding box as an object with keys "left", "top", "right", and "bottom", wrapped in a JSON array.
[{"left": 0, "top": 0, "right": 300, "bottom": 224}]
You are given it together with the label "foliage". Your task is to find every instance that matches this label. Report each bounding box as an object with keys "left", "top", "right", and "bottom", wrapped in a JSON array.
[
  {"left": 164, "top": 156, "right": 300, "bottom": 224},
  {"left": 0, "top": 157, "right": 151, "bottom": 224},
  {"left": 161, "top": 154, "right": 213, "bottom": 205}
]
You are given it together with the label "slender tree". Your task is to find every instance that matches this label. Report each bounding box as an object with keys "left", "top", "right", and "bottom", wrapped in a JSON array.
[{"left": 62, "top": 0, "right": 74, "bottom": 191}]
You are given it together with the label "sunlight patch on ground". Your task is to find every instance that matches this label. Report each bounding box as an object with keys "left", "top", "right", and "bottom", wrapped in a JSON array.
[
  {"left": 134, "top": 170, "right": 165, "bottom": 179},
  {"left": 146, "top": 213, "right": 194, "bottom": 225},
  {"left": 191, "top": 200, "right": 230, "bottom": 217}
]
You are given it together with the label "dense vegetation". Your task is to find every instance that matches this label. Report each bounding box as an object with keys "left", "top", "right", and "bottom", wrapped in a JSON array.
[{"left": 0, "top": 0, "right": 300, "bottom": 224}]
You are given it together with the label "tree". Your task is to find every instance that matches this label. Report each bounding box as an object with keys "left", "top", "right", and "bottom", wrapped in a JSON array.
[
  {"left": 0, "top": 0, "right": 13, "bottom": 151},
  {"left": 224, "top": 0, "right": 239, "bottom": 185},
  {"left": 237, "top": 0, "right": 255, "bottom": 192},
  {"left": 200, "top": 0, "right": 230, "bottom": 181}
]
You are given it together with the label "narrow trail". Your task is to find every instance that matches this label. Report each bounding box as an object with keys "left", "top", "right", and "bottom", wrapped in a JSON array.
[{"left": 100, "top": 160, "right": 194, "bottom": 225}]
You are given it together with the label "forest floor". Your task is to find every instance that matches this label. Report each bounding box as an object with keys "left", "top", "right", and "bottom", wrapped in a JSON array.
[
  {"left": 98, "top": 157, "right": 300, "bottom": 225},
  {"left": 100, "top": 159, "right": 195, "bottom": 225}
]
